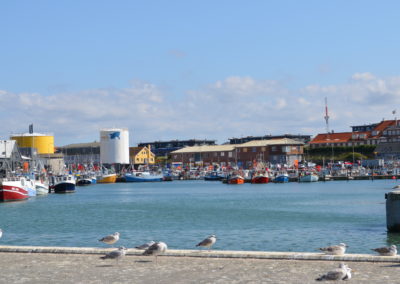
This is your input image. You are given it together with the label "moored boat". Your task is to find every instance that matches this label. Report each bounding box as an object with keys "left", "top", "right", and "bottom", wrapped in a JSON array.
[
  {"left": 97, "top": 173, "right": 117, "bottom": 183},
  {"left": 52, "top": 175, "right": 76, "bottom": 193},
  {"left": 0, "top": 176, "right": 29, "bottom": 202},
  {"left": 251, "top": 172, "right": 269, "bottom": 184},
  {"left": 76, "top": 175, "right": 93, "bottom": 186},
  {"left": 35, "top": 180, "right": 49, "bottom": 195},
  {"left": 204, "top": 171, "right": 225, "bottom": 181},
  {"left": 228, "top": 174, "right": 245, "bottom": 184},
  {"left": 125, "top": 171, "right": 163, "bottom": 182},
  {"left": 299, "top": 173, "right": 319, "bottom": 182},
  {"left": 274, "top": 173, "right": 289, "bottom": 183}
]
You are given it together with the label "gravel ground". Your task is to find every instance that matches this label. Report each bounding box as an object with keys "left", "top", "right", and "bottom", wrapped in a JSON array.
[{"left": 1, "top": 252, "right": 400, "bottom": 284}]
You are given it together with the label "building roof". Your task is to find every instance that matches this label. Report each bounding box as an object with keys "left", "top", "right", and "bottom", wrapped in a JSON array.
[
  {"left": 59, "top": 142, "right": 100, "bottom": 149},
  {"left": 310, "top": 132, "right": 353, "bottom": 144},
  {"left": 171, "top": 144, "right": 237, "bottom": 154},
  {"left": 129, "top": 146, "right": 154, "bottom": 156},
  {"left": 237, "top": 138, "right": 304, "bottom": 147},
  {"left": 370, "top": 120, "right": 396, "bottom": 138}
]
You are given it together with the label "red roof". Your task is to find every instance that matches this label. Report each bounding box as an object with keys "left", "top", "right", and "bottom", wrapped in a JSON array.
[{"left": 310, "top": 132, "right": 352, "bottom": 144}]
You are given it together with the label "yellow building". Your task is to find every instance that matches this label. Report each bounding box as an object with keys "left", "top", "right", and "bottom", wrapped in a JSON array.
[
  {"left": 11, "top": 133, "right": 55, "bottom": 154},
  {"left": 129, "top": 146, "right": 155, "bottom": 165}
]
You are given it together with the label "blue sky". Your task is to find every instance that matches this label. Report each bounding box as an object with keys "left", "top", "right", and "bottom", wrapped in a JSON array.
[{"left": 1, "top": 1, "right": 400, "bottom": 146}]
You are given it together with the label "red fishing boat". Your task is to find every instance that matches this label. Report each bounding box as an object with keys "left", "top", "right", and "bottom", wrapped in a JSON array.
[
  {"left": 228, "top": 174, "right": 245, "bottom": 184},
  {"left": 0, "top": 177, "right": 29, "bottom": 202},
  {"left": 251, "top": 172, "right": 270, "bottom": 184}
]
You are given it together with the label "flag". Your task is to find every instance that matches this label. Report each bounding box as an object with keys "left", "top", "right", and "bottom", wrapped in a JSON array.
[
  {"left": 29, "top": 124, "right": 33, "bottom": 134},
  {"left": 393, "top": 110, "right": 396, "bottom": 115}
]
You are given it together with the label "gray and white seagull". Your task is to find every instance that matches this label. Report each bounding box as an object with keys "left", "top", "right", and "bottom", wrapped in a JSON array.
[
  {"left": 100, "top": 246, "right": 127, "bottom": 264},
  {"left": 143, "top": 241, "right": 167, "bottom": 263},
  {"left": 135, "top": 241, "right": 155, "bottom": 250},
  {"left": 318, "top": 243, "right": 348, "bottom": 255},
  {"left": 196, "top": 234, "right": 217, "bottom": 251},
  {"left": 99, "top": 232, "right": 120, "bottom": 247},
  {"left": 316, "top": 263, "right": 352, "bottom": 281},
  {"left": 371, "top": 245, "right": 397, "bottom": 256}
]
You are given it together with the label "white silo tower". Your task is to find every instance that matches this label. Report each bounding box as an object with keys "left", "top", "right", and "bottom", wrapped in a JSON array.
[{"left": 100, "top": 128, "right": 129, "bottom": 164}]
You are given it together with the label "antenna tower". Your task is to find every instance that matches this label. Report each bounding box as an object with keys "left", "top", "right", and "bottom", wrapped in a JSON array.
[{"left": 324, "top": 97, "right": 330, "bottom": 134}]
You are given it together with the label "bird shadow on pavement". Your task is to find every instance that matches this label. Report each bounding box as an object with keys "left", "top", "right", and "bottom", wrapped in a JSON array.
[{"left": 135, "top": 260, "right": 152, "bottom": 263}]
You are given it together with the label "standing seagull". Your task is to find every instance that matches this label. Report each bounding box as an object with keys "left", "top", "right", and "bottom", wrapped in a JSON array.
[
  {"left": 196, "top": 235, "right": 217, "bottom": 251},
  {"left": 135, "top": 241, "right": 155, "bottom": 250},
  {"left": 100, "top": 246, "right": 127, "bottom": 265},
  {"left": 318, "top": 243, "right": 348, "bottom": 255},
  {"left": 99, "top": 232, "right": 120, "bottom": 247},
  {"left": 371, "top": 245, "right": 397, "bottom": 256},
  {"left": 316, "top": 263, "right": 352, "bottom": 281},
  {"left": 143, "top": 242, "right": 167, "bottom": 263}
]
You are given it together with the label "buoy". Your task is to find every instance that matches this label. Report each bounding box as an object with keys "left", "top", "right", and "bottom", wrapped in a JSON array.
[{"left": 393, "top": 176, "right": 396, "bottom": 180}]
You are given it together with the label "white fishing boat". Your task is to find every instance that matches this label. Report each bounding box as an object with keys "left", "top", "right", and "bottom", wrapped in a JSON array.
[{"left": 299, "top": 172, "right": 319, "bottom": 182}]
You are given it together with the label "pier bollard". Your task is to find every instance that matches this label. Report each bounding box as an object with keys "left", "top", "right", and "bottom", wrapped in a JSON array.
[{"left": 386, "top": 190, "right": 400, "bottom": 232}]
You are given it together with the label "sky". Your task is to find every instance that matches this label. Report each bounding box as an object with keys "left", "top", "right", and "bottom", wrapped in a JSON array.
[{"left": 1, "top": 0, "right": 400, "bottom": 146}]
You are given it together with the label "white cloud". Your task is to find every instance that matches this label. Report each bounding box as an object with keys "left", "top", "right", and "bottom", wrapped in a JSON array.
[{"left": 1, "top": 73, "right": 400, "bottom": 145}]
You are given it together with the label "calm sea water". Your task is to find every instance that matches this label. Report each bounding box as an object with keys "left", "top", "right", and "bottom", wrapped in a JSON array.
[{"left": 0, "top": 179, "right": 399, "bottom": 253}]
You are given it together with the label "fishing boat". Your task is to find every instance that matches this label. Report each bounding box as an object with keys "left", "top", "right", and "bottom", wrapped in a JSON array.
[
  {"left": 35, "top": 179, "right": 49, "bottom": 195},
  {"left": 25, "top": 177, "right": 37, "bottom": 197},
  {"left": 76, "top": 174, "right": 93, "bottom": 186},
  {"left": 96, "top": 173, "right": 117, "bottom": 183},
  {"left": 52, "top": 174, "right": 76, "bottom": 193},
  {"left": 204, "top": 171, "right": 225, "bottom": 181},
  {"left": 299, "top": 172, "right": 319, "bottom": 182},
  {"left": 251, "top": 172, "right": 269, "bottom": 184},
  {"left": 228, "top": 174, "right": 245, "bottom": 184},
  {"left": 124, "top": 171, "right": 163, "bottom": 182},
  {"left": 274, "top": 173, "right": 289, "bottom": 183},
  {"left": 0, "top": 176, "right": 29, "bottom": 202}
]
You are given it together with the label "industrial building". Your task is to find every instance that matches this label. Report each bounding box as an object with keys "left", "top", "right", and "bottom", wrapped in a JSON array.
[
  {"left": 171, "top": 138, "right": 304, "bottom": 168},
  {"left": 100, "top": 128, "right": 130, "bottom": 165},
  {"left": 138, "top": 139, "right": 216, "bottom": 157}
]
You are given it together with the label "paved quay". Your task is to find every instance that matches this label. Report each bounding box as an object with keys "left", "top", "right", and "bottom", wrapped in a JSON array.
[{"left": 1, "top": 246, "right": 400, "bottom": 283}]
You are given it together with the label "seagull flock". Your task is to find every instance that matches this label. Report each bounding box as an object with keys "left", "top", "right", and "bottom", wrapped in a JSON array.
[{"left": 1, "top": 228, "right": 399, "bottom": 280}]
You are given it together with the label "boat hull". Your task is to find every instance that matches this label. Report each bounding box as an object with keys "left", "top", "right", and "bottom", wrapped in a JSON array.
[
  {"left": 125, "top": 173, "right": 163, "bottom": 182},
  {"left": 54, "top": 182, "right": 76, "bottom": 193},
  {"left": 228, "top": 176, "right": 245, "bottom": 184},
  {"left": 0, "top": 184, "right": 29, "bottom": 202},
  {"left": 251, "top": 176, "right": 269, "bottom": 184},
  {"left": 274, "top": 175, "right": 289, "bottom": 183},
  {"left": 299, "top": 175, "right": 319, "bottom": 182},
  {"left": 76, "top": 179, "right": 92, "bottom": 186},
  {"left": 97, "top": 174, "right": 117, "bottom": 183}
]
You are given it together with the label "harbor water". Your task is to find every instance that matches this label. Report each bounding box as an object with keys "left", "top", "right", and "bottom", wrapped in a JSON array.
[{"left": 0, "top": 179, "right": 399, "bottom": 254}]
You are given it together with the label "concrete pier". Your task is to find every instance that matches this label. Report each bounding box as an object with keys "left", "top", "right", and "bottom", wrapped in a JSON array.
[
  {"left": 386, "top": 190, "right": 400, "bottom": 232},
  {"left": 1, "top": 246, "right": 400, "bottom": 283}
]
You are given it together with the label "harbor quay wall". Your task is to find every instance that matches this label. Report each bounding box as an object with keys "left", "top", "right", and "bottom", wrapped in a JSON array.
[{"left": 1, "top": 246, "right": 400, "bottom": 283}]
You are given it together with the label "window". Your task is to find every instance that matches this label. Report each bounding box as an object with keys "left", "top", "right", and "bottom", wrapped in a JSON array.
[
  {"left": 252, "top": 147, "right": 257, "bottom": 152},
  {"left": 261, "top": 147, "right": 266, "bottom": 152},
  {"left": 228, "top": 152, "right": 233, "bottom": 158},
  {"left": 271, "top": 146, "right": 277, "bottom": 152},
  {"left": 221, "top": 152, "right": 225, "bottom": 156},
  {"left": 243, "top": 148, "right": 248, "bottom": 152}
]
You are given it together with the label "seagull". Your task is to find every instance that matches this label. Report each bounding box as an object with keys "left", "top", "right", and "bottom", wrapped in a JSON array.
[
  {"left": 135, "top": 241, "right": 155, "bottom": 250},
  {"left": 316, "top": 263, "right": 352, "bottom": 281},
  {"left": 99, "top": 232, "right": 120, "bottom": 247},
  {"left": 100, "top": 246, "right": 127, "bottom": 264},
  {"left": 143, "top": 242, "right": 167, "bottom": 263},
  {"left": 372, "top": 245, "right": 397, "bottom": 256},
  {"left": 318, "top": 243, "right": 348, "bottom": 255},
  {"left": 0, "top": 228, "right": 2, "bottom": 239},
  {"left": 196, "top": 235, "right": 217, "bottom": 250}
]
